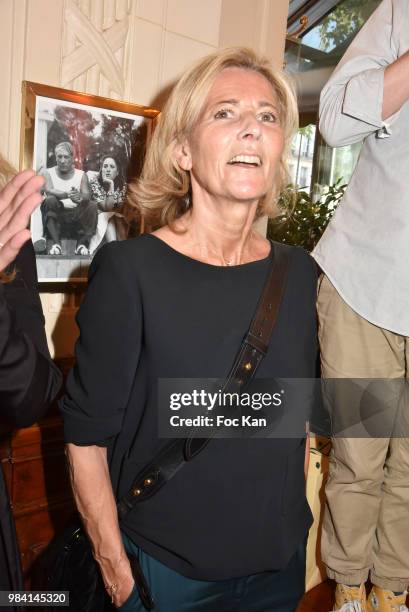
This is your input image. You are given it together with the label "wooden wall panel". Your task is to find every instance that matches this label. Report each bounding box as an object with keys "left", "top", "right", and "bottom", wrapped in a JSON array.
[{"left": 0, "top": 406, "right": 75, "bottom": 586}]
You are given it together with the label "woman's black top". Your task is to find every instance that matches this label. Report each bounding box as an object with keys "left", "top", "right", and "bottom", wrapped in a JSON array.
[{"left": 61, "top": 234, "right": 317, "bottom": 580}]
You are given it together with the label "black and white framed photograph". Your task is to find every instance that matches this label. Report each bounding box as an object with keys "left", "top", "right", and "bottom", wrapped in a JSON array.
[{"left": 21, "top": 81, "right": 159, "bottom": 283}]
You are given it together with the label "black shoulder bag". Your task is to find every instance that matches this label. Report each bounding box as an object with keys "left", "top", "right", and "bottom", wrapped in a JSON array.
[{"left": 44, "top": 243, "right": 291, "bottom": 612}]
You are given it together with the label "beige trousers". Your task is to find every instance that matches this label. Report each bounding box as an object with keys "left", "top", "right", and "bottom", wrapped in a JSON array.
[{"left": 317, "top": 274, "right": 409, "bottom": 592}]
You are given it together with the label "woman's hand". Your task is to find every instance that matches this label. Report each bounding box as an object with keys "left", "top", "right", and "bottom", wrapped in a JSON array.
[
  {"left": 103, "top": 178, "right": 115, "bottom": 194},
  {"left": 0, "top": 170, "right": 44, "bottom": 272},
  {"left": 109, "top": 563, "right": 135, "bottom": 608}
]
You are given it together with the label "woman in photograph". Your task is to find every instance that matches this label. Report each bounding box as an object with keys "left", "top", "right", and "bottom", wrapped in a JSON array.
[
  {"left": 61, "top": 47, "right": 317, "bottom": 611},
  {"left": 88, "top": 155, "right": 127, "bottom": 254},
  {"left": 0, "top": 157, "right": 62, "bottom": 607}
]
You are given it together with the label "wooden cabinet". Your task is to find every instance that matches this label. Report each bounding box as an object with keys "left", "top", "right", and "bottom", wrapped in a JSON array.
[{"left": 0, "top": 409, "right": 75, "bottom": 587}]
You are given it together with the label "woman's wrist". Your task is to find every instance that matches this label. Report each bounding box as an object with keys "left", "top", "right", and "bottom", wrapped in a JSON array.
[{"left": 94, "top": 542, "right": 129, "bottom": 570}]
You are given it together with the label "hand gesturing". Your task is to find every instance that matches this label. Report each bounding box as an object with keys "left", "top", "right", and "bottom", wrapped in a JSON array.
[{"left": 0, "top": 170, "right": 45, "bottom": 272}]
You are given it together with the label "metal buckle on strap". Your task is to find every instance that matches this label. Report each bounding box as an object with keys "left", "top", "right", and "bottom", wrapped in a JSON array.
[{"left": 245, "top": 333, "right": 267, "bottom": 355}]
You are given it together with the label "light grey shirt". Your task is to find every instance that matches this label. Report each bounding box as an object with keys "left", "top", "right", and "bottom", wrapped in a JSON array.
[{"left": 312, "top": 0, "right": 409, "bottom": 335}]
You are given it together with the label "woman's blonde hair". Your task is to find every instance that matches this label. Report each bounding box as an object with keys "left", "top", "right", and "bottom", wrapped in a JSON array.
[
  {"left": 0, "top": 154, "right": 18, "bottom": 283},
  {"left": 127, "top": 46, "right": 298, "bottom": 227},
  {"left": 0, "top": 154, "right": 17, "bottom": 189}
]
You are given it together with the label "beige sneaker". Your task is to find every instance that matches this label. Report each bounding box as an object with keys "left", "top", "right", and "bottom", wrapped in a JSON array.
[
  {"left": 367, "top": 586, "right": 408, "bottom": 611},
  {"left": 333, "top": 583, "right": 367, "bottom": 611}
]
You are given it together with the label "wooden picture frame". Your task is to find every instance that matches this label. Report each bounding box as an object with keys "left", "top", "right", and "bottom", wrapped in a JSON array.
[{"left": 21, "top": 81, "right": 159, "bottom": 284}]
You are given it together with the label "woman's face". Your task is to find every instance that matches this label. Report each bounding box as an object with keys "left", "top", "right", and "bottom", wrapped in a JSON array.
[
  {"left": 177, "top": 67, "right": 285, "bottom": 207},
  {"left": 101, "top": 158, "right": 118, "bottom": 181}
]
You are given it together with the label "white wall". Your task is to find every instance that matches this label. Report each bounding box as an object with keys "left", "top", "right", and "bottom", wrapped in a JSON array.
[{"left": 0, "top": 0, "right": 289, "bottom": 357}]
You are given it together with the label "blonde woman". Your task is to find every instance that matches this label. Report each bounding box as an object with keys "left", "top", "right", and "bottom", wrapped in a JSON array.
[{"left": 61, "top": 48, "right": 317, "bottom": 611}]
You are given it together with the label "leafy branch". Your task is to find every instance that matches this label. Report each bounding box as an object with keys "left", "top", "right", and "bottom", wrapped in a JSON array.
[{"left": 268, "top": 179, "right": 346, "bottom": 252}]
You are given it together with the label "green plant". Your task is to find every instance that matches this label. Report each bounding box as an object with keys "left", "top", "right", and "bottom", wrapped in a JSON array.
[
  {"left": 268, "top": 179, "right": 346, "bottom": 252},
  {"left": 318, "top": 0, "right": 381, "bottom": 52}
]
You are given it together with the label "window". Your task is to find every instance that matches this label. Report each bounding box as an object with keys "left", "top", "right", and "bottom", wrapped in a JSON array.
[
  {"left": 314, "top": 138, "right": 362, "bottom": 195},
  {"left": 288, "top": 125, "right": 316, "bottom": 191},
  {"left": 285, "top": 0, "right": 381, "bottom": 199},
  {"left": 299, "top": 165, "right": 308, "bottom": 187},
  {"left": 302, "top": 0, "right": 382, "bottom": 55},
  {"left": 287, "top": 121, "right": 361, "bottom": 199},
  {"left": 286, "top": 0, "right": 382, "bottom": 75}
]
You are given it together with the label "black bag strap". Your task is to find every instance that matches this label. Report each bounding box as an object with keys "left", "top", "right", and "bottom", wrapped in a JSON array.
[{"left": 117, "top": 242, "right": 291, "bottom": 520}]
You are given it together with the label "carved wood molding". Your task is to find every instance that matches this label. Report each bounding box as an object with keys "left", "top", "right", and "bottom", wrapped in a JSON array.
[
  {"left": 62, "top": 17, "right": 129, "bottom": 89},
  {"left": 62, "top": 0, "right": 131, "bottom": 98}
]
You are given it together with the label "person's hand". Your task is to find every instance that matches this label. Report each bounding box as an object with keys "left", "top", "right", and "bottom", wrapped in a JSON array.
[
  {"left": 102, "top": 557, "right": 135, "bottom": 608},
  {"left": 103, "top": 178, "right": 115, "bottom": 194},
  {"left": 69, "top": 187, "right": 82, "bottom": 204},
  {"left": 112, "top": 576, "right": 135, "bottom": 608},
  {"left": 0, "top": 169, "right": 44, "bottom": 272}
]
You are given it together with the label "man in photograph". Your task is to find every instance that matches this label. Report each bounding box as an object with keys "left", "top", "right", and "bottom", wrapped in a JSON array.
[{"left": 41, "top": 141, "right": 96, "bottom": 255}]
